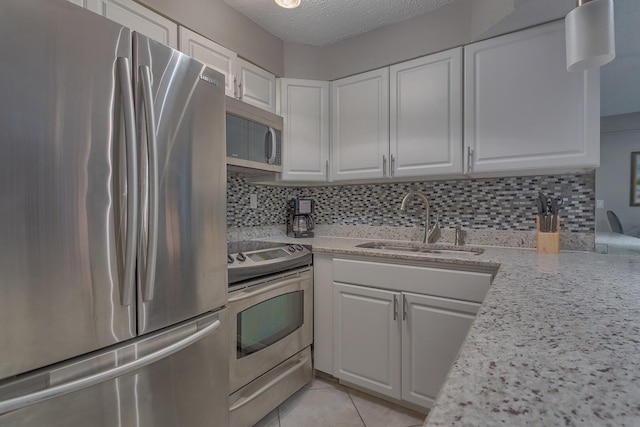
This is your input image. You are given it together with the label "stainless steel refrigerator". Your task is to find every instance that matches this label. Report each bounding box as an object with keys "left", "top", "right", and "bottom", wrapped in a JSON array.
[{"left": 0, "top": 0, "right": 229, "bottom": 425}]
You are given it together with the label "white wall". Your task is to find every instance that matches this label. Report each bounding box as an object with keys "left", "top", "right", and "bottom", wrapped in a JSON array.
[
  {"left": 284, "top": 0, "right": 472, "bottom": 81},
  {"left": 596, "top": 112, "right": 640, "bottom": 235}
]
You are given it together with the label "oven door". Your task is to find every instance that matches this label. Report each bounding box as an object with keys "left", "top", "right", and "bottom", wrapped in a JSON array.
[{"left": 228, "top": 267, "right": 313, "bottom": 393}]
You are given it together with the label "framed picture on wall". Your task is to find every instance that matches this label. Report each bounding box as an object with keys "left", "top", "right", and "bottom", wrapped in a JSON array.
[{"left": 632, "top": 151, "right": 640, "bottom": 206}]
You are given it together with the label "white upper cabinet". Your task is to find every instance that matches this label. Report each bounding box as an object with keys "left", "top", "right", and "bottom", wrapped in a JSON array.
[
  {"left": 331, "top": 68, "right": 390, "bottom": 181},
  {"left": 179, "top": 27, "right": 237, "bottom": 97},
  {"left": 86, "top": 0, "right": 178, "bottom": 48},
  {"left": 279, "top": 78, "right": 330, "bottom": 182},
  {"left": 390, "top": 47, "right": 463, "bottom": 177},
  {"left": 67, "top": 0, "right": 87, "bottom": 6},
  {"left": 237, "top": 59, "right": 277, "bottom": 113},
  {"left": 178, "top": 30, "right": 275, "bottom": 111},
  {"left": 464, "top": 20, "right": 599, "bottom": 175}
]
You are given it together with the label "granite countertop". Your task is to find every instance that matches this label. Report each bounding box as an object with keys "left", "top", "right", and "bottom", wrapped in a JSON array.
[{"left": 258, "top": 235, "right": 640, "bottom": 426}]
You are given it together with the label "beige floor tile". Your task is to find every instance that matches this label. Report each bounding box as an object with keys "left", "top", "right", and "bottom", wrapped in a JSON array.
[
  {"left": 252, "top": 409, "right": 280, "bottom": 427},
  {"left": 279, "top": 385, "right": 365, "bottom": 427},
  {"left": 305, "top": 376, "right": 340, "bottom": 390},
  {"left": 348, "top": 388, "right": 426, "bottom": 427}
]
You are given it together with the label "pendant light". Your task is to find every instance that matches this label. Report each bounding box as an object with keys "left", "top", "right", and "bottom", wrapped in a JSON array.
[
  {"left": 275, "top": 0, "right": 301, "bottom": 8},
  {"left": 565, "top": 0, "right": 615, "bottom": 72}
]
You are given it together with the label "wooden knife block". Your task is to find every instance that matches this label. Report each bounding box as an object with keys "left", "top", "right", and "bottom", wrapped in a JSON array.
[{"left": 536, "top": 216, "right": 560, "bottom": 254}]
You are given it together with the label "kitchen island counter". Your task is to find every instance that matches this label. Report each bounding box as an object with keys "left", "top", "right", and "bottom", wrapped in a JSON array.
[{"left": 258, "top": 235, "right": 640, "bottom": 426}]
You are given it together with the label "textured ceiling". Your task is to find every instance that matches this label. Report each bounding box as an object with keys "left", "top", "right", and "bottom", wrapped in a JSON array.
[{"left": 223, "top": 0, "right": 453, "bottom": 46}]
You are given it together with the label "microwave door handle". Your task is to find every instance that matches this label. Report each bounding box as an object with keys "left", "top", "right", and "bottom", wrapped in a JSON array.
[
  {"left": 139, "top": 65, "right": 159, "bottom": 302},
  {"left": 266, "top": 127, "right": 277, "bottom": 165},
  {"left": 116, "top": 57, "right": 138, "bottom": 307}
]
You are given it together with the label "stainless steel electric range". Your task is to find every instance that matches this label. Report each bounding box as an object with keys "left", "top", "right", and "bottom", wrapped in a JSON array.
[{"left": 226, "top": 241, "right": 313, "bottom": 427}]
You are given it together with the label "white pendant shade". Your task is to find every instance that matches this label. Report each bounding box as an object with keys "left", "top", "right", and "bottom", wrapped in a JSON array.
[{"left": 565, "top": 0, "right": 615, "bottom": 72}]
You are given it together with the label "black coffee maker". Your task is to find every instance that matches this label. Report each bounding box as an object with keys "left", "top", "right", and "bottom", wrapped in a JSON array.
[{"left": 287, "top": 198, "right": 315, "bottom": 238}]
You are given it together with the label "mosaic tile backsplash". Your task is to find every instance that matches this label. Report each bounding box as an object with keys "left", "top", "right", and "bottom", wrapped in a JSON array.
[{"left": 226, "top": 173, "right": 595, "bottom": 233}]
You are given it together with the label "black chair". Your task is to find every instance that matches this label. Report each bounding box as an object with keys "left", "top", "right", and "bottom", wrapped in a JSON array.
[{"left": 607, "top": 210, "right": 624, "bottom": 234}]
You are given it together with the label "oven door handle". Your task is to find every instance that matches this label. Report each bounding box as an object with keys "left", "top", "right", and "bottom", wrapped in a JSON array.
[{"left": 229, "top": 274, "right": 309, "bottom": 303}]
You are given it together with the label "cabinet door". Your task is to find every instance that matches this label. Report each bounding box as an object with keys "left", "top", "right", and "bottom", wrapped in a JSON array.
[
  {"left": 313, "top": 254, "right": 334, "bottom": 374},
  {"left": 179, "top": 27, "right": 237, "bottom": 97},
  {"left": 280, "top": 78, "right": 330, "bottom": 181},
  {"left": 331, "top": 68, "right": 389, "bottom": 180},
  {"left": 334, "top": 283, "right": 401, "bottom": 399},
  {"left": 238, "top": 58, "right": 277, "bottom": 113},
  {"left": 390, "top": 48, "right": 463, "bottom": 177},
  {"left": 464, "top": 20, "right": 599, "bottom": 174},
  {"left": 401, "top": 292, "right": 478, "bottom": 408},
  {"left": 67, "top": 0, "right": 87, "bottom": 6},
  {"left": 86, "top": 0, "right": 177, "bottom": 48}
]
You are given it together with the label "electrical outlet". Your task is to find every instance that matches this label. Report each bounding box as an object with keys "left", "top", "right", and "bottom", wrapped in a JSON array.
[
  {"left": 250, "top": 194, "right": 258, "bottom": 209},
  {"left": 596, "top": 199, "right": 604, "bottom": 209}
]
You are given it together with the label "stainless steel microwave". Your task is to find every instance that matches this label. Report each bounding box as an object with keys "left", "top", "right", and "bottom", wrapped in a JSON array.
[{"left": 226, "top": 96, "right": 283, "bottom": 173}]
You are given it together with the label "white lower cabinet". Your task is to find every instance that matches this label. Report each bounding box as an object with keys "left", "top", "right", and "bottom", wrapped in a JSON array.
[
  {"left": 313, "top": 254, "right": 334, "bottom": 374},
  {"left": 329, "top": 258, "right": 489, "bottom": 410},
  {"left": 401, "top": 292, "right": 477, "bottom": 407},
  {"left": 334, "top": 283, "right": 402, "bottom": 399}
]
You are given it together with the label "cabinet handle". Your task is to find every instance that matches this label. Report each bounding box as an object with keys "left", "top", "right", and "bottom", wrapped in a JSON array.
[
  {"left": 403, "top": 295, "right": 407, "bottom": 321},
  {"left": 390, "top": 154, "right": 395, "bottom": 177},
  {"left": 233, "top": 75, "right": 238, "bottom": 98},
  {"left": 234, "top": 74, "right": 242, "bottom": 99},
  {"left": 383, "top": 155, "right": 387, "bottom": 177},
  {"left": 325, "top": 159, "right": 329, "bottom": 180},
  {"left": 466, "top": 146, "right": 473, "bottom": 173},
  {"left": 393, "top": 295, "right": 398, "bottom": 321}
]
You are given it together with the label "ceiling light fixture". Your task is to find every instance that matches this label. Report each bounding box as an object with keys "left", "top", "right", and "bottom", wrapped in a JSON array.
[
  {"left": 565, "top": 0, "right": 615, "bottom": 72},
  {"left": 274, "top": 0, "right": 300, "bottom": 9}
]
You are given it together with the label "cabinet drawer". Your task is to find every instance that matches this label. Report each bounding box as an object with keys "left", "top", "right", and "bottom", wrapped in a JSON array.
[{"left": 333, "top": 258, "right": 491, "bottom": 303}]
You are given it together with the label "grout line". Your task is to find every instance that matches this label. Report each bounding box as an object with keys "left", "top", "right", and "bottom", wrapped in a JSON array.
[
  {"left": 346, "top": 388, "right": 367, "bottom": 427},
  {"left": 276, "top": 407, "right": 281, "bottom": 427}
]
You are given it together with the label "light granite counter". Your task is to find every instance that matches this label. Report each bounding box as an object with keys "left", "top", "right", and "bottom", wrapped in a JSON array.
[{"left": 255, "top": 235, "right": 640, "bottom": 426}]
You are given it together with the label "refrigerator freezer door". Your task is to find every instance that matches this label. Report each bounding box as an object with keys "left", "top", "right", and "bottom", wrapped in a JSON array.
[
  {"left": 0, "top": 310, "right": 229, "bottom": 427},
  {"left": 133, "top": 34, "right": 227, "bottom": 334},
  {"left": 0, "top": 0, "right": 136, "bottom": 380}
]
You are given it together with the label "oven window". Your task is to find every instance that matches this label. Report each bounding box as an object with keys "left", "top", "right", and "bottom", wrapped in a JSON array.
[{"left": 237, "top": 291, "right": 304, "bottom": 358}]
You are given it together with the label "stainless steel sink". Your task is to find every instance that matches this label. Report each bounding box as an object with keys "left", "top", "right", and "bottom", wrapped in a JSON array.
[{"left": 355, "top": 241, "right": 484, "bottom": 255}]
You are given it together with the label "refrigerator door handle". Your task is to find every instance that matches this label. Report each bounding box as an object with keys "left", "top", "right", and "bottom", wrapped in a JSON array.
[
  {"left": 117, "top": 57, "right": 138, "bottom": 307},
  {"left": 139, "top": 65, "right": 159, "bottom": 302},
  {"left": 0, "top": 316, "right": 221, "bottom": 416}
]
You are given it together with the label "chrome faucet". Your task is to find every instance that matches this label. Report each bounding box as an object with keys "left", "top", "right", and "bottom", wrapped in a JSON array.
[{"left": 400, "top": 191, "right": 440, "bottom": 244}]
